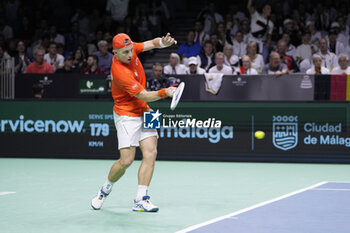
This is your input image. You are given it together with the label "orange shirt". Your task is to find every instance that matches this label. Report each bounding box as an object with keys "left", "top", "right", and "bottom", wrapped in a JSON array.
[
  {"left": 111, "top": 42, "right": 149, "bottom": 117},
  {"left": 25, "top": 62, "right": 53, "bottom": 74}
]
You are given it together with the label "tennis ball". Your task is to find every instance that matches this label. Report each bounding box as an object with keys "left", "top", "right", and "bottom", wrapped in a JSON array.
[{"left": 255, "top": 130, "right": 265, "bottom": 139}]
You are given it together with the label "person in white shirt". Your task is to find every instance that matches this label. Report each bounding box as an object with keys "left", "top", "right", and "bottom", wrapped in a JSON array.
[
  {"left": 185, "top": 57, "right": 206, "bottom": 75},
  {"left": 247, "top": 41, "right": 264, "bottom": 73},
  {"left": 281, "top": 32, "right": 296, "bottom": 59},
  {"left": 44, "top": 42, "right": 64, "bottom": 72},
  {"left": 295, "top": 30, "right": 316, "bottom": 64},
  {"left": 316, "top": 38, "right": 338, "bottom": 71},
  {"left": 208, "top": 52, "right": 233, "bottom": 75},
  {"left": 223, "top": 44, "right": 239, "bottom": 69},
  {"left": 306, "top": 54, "right": 330, "bottom": 74},
  {"left": 106, "top": 0, "right": 129, "bottom": 23},
  {"left": 307, "top": 21, "right": 321, "bottom": 46},
  {"left": 163, "top": 53, "right": 187, "bottom": 75},
  {"left": 232, "top": 31, "right": 247, "bottom": 58},
  {"left": 247, "top": 0, "right": 274, "bottom": 42},
  {"left": 331, "top": 54, "right": 350, "bottom": 75},
  {"left": 238, "top": 55, "right": 258, "bottom": 75},
  {"left": 202, "top": 2, "right": 224, "bottom": 34}
]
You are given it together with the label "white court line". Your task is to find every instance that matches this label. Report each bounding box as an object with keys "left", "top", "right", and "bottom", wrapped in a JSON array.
[
  {"left": 313, "top": 188, "right": 350, "bottom": 191},
  {"left": 175, "top": 181, "right": 328, "bottom": 233},
  {"left": 0, "top": 192, "right": 16, "bottom": 196}
]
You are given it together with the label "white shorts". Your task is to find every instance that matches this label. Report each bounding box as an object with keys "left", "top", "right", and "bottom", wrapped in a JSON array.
[{"left": 113, "top": 112, "right": 158, "bottom": 150}]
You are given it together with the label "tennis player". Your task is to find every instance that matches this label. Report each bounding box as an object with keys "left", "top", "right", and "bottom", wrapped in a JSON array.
[{"left": 91, "top": 33, "right": 177, "bottom": 212}]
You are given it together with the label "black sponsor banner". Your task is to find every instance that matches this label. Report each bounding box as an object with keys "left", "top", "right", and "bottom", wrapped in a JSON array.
[
  {"left": 0, "top": 101, "right": 349, "bottom": 162},
  {"left": 16, "top": 74, "right": 315, "bottom": 101}
]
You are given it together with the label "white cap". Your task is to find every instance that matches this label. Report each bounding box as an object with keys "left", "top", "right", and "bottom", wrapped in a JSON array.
[
  {"left": 283, "top": 19, "right": 293, "bottom": 25},
  {"left": 331, "top": 22, "right": 340, "bottom": 28},
  {"left": 188, "top": 57, "right": 198, "bottom": 65}
]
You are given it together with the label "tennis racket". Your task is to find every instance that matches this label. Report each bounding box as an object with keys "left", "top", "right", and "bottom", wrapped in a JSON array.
[{"left": 170, "top": 82, "right": 185, "bottom": 110}]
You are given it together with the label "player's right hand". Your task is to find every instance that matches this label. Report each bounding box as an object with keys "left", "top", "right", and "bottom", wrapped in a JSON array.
[{"left": 166, "top": 87, "right": 177, "bottom": 98}]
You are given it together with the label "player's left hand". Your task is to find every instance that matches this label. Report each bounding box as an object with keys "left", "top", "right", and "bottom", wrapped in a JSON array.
[{"left": 161, "top": 33, "right": 177, "bottom": 47}]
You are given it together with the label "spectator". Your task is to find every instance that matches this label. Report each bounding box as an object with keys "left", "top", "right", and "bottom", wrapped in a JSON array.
[
  {"left": 282, "top": 18, "right": 301, "bottom": 46},
  {"left": 185, "top": 56, "right": 206, "bottom": 74},
  {"left": 240, "top": 19, "right": 251, "bottom": 44},
  {"left": 208, "top": 52, "right": 233, "bottom": 75},
  {"left": 281, "top": 32, "right": 296, "bottom": 59},
  {"left": 14, "top": 41, "right": 31, "bottom": 74},
  {"left": 247, "top": 0, "right": 274, "bottom": 42},
  {"left": 306, "top": 21, "right": 321, "bottom": 46},
  {"left": 82, "top": 54, "right": 104, "bottom": 74},
  {"left": 237, "top": 55, "right": 258, "bottom": 75},
  {"left": 93, "top": 40, "right": 113, "bottom": 74},
  {"left": 56, "top": 57, "right": 75, "bottom": 73},
  {"left": 193, "top": 20, "right": 210, "bottom": 46},
  {"left": 44, "top": 42, "right": 64, "bottom": 72},
  {"left": 295, "top": 30, "right": 315, "bottom": 64},
  {"left": 200, "top": 2, "right": 224, "bottom": 35},
  {"left": 0, "top": 45, "right": 11, "bottom": 61},
  {"left": 177, "top": 30, "right": 202, "bottom": 65},
  {"left": 56, "top": 43, "right": 65, "bottom": 56},
  {"left": 49, "top": 25, "right": 65, "bottom": 45},
  {"left": 25, "top": 47, "right": 53, "bottom": 74},
  {"left": 64, "top": 21, "right": 82, "bottom": 55},
  {"left": 262, "top": 52, "right": 288, "bottom": 75},
  {"left": 17, "top": 16, "right": 33, "bottom": 44},
  {"left": 331, "top": 54, "right": 350, "bottom": 75},
  {"left": 306, "top": 54, "right": 330, "bottom": 74},
  {"left": 163, "top": 53, "right": 187, "bottom": 75},
  {"left": 276, "top": 40, "right": 299, "bottom": 73},
  {"left": 0, "top": 17, "right": 14, "bottom": 40},
  {"left": 147, "top": 63, "right": 168, "bottom": 91},
  {"left": 31, "top": 34, "right": 51, "bottom": 55},
  {"left": 72, "top": 48, "right": 86, "bottom": 72},
  {"left": 210, "top": 33, "right": 223, "bottom": 52},
  {"left": 106, "top": 0, "right": 129, "bottom": 24},
  {"left": 247, "top": 41, "right": 264, "bottom": 73},
  {"left": 216, "top": 22, "right": 226, "bottom": 47},
  {"left": 32, "top": 83, "right": 44, "bottom": 99},
  {"left": 223, "top": 44, "right": 239, "bottom": 68},
  {"left": 336, "top": 17, "right": 349, "bottom": 47},
  {"left": 328, "top": 29, "right": 345, "bottom": 56},
  {"left": 231, "top": 31, "right": 246, "bottom": 58},
  {"left": 197, "top": 40, "right": 215, "bottom": 72},
  {"left": 316, "top": 38, "right": 338, "bottom": 71}
]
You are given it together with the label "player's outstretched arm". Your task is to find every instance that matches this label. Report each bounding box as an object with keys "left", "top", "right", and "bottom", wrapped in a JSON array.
[
  {"left": 143, "top": 33, "right": 177, "bottom": 52},
  {"left": 135, "top": 87, "right": 176, "bottom": 102}
]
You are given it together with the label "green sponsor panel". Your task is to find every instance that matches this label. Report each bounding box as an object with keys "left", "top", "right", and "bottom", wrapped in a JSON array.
[
  {"left": 79, "top": 79, "right": 107, "bottom": 94},
  {"left": 0, "top": 101, "right": 349, "bottom": 162}
]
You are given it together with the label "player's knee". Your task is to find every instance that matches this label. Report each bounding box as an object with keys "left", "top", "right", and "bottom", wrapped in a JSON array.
[
  {"left": 120, "top": 157, "right": 134, "bottom": 168},
  {"left": 143, "top": 148, "right": 157, "bottom": 161}
]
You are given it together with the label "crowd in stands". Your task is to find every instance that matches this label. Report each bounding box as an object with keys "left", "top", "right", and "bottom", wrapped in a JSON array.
[
  {"left": 0, "top": 0, "right": 171, "bottom": 75},
  {"left": 2, "top": 0, "right": 350, "bottom": 92},
  {"left": 147, "top": 0, "right": 350, "bottom": 90}
]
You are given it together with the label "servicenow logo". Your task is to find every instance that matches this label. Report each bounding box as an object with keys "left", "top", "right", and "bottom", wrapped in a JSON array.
[{"left": 0, "top": 115, "right": 85, "bottom": 133}]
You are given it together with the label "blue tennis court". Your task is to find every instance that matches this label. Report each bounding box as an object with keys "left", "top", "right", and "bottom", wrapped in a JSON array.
[{"left": 177, "top": 182, "right": 350, "bottom": 233}]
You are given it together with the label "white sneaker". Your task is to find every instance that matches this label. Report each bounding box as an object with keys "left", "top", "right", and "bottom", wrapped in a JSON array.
[
  {"left": 91, "top": 188, "right": 109, "bottom": 210},
  {"left": 132, "top": 196, "right": 159, "bottom": 212}
]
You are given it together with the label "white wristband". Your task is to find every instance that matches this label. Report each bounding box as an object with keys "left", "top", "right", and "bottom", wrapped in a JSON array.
[{"left": 159, "top": 39, "right": 167, "bottom": 48}]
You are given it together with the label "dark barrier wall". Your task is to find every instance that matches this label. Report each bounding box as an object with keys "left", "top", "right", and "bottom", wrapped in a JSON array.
[
  {"left": 0, "top": 101, "right": 349, "bottom": 162},
  {"left": 15, "top": 74, "right": 326, "bottom": 101}
]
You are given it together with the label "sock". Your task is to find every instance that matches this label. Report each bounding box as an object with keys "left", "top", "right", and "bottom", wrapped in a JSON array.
[
  {"left": 101, "top": 179, "right": 114, "bottom": 194},
  {"left": 136, "top": 185, "right": 148, "bottom": 201}
]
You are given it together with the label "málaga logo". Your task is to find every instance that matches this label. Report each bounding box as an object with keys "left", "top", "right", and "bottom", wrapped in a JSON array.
[{"left": 272, "top": 115, "right": 298, "bottom": 151}]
